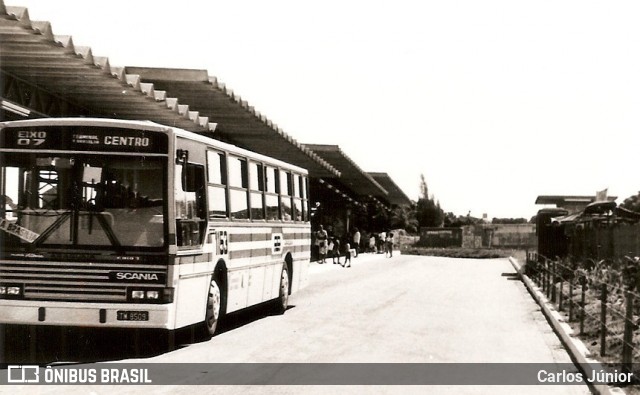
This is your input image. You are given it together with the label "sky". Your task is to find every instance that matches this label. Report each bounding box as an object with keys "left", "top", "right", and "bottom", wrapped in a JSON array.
[{"left": 8, "top": 0, "right": 640, "bottom": 219}]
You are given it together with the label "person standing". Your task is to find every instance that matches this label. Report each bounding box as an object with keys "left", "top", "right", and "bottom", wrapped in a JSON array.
[
  {"left": 386, "top": 232, "right": 395, "bottom": 258},
  {"left": 378, "top": 231, "right": 386, "bottom": 254},
  {"left": 316, "top": 225, "right": 328, "bottom": 263},
  {"left": 352, "top": 227, "right": 361, "bottom": 258},
  {"left": 343, "top": 241, "right": 352, "bottom": 268},
  {"left": 332, "top": 237, "right": 341, "bottom": 265},
  {"left": 369, "top": 234, "right": 376, "bottom": 253}
]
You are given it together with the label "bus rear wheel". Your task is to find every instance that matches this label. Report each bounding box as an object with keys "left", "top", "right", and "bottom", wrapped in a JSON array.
[
  {"left": 273, "top": 265, "right": 289, "bottom": 315},
  {"left": 203, "top": 277, "right": 222, "bottom": 336}
]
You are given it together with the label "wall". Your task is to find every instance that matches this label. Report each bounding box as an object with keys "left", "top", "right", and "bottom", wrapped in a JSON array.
[
  {"left": 462, "top": 224, "right": 536, "bottom": 249},
  {"left": 419, "top": 228, "right": 462, "bottom": 248}
]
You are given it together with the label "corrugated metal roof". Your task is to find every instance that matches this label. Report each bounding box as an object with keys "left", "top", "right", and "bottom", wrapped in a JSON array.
[
  {"left": 535, "top": 195, "right": 617, "bottom": 205},
  {"left": 0, "top": 0, "right": 420, "bottom": 223},
  {"left": 0, "top": 3, "right": 338, "bottom": 178},
  {"left": 0, "top": 4, "right": 212, "bottom": 130},
  {"left": 303, "top": 144, "right": 388, "bottom": 198},
  {"left": 369, "top": 172, "right": 412, "bottom": 206},
  {"left": 125, "top": 67, "right": 339, "bottom": 178}
]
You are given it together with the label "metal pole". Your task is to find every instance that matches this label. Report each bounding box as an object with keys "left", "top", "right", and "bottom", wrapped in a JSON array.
[
  {"left": 580, "top": 284, "right": 586, "bottom": 335},
  {"left": 622, "top": 290, "right": 634, "bottom": 373},
  {"left": 569, "top": 279, "right": 574, "bottom": 321},
  {"left": 600, "top": 283, "right": 607, "bottom": 356},
  {"left": 551, "top": 260, "right": 557, "bottom": 303}
]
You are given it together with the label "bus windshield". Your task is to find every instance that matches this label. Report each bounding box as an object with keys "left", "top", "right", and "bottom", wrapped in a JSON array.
[{"left": 0, "top": 153, "right": 166, "bottom": 250}]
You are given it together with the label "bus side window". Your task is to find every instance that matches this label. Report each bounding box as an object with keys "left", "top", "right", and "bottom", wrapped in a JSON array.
[
  {"left": 228, "top": 156, "right": 249, "bottom": 220},
  {"left": 280, "top": 170, "right": 293, "bottom": 221},
  {"left": 207, "top": 150, "right": 228, "bottom": 218},
  {"left": 292, "top": 174, "right": 303, "bottom": 221},
  {"left": 175, "top": 163, "right": 206, "bottom": 247},
  {"left": 303, "top": 176, "right": 310, "bottom": 221},
  {"left": 249, "top": 162, "right": 265, "bottom": 220},
  {"left": 265, "top": 166, "right": 279, "bottom": 221}
]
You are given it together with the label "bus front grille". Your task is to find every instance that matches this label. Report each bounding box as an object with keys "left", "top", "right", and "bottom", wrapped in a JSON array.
[{"left": 0, "top": 260, "right": 168, "bottom": 303}]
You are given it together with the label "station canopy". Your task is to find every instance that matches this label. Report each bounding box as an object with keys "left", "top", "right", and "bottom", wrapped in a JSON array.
[
  {"left": 0, "top": 4, "right": 337, "bottom": 178},
  {"left": 368, "top": 172, "right": 412, "bottom": 206},
  {"left": 303, "top": 144, "right": 388, "bottom": 200},
  {"left": 0, "top": 1, "right": 415, "bottom": 206}
]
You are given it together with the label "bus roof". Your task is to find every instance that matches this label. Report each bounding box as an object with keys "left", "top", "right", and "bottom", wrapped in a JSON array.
[{"left": 0, "top": 117, "right": 308, "bottom": 174}]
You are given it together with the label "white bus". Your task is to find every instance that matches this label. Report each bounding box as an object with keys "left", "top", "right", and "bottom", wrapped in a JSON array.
[{"left": 0, "top": 118, "right": 310, "bottom": 336}]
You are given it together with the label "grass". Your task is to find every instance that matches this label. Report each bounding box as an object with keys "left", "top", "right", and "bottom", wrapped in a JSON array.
[{"left": 401, "top": 245, "right": 521, "bottom": 259}]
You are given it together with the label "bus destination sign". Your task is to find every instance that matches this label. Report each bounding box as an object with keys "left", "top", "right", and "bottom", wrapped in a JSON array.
[{"left": 0, "top": 126, "right": 168, "bottom": 153}]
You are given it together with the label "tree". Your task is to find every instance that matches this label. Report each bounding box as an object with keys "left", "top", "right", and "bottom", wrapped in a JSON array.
[
  {"left": 390, "top": 203, "right": 419, "bottom": 233},
  {"left": 491, "top": 217, "right": 528, "bottom": 224},
  {"left": 415, "top": 174, "right": 444, "bottom": 227},
  {"left": 621, "top": 192, "right": 640, "bottom": 213},
  {"left": 443, "top": 211, "right": 482, "bottom": 227}
]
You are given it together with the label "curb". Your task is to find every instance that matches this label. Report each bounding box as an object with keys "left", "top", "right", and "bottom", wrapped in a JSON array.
[{"left": 509, "top": 257, "right": 626, "bottom": 395}]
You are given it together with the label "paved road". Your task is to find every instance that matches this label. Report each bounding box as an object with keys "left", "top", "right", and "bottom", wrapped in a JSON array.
[{"left": 2, "top": 253, "right": 591, "bottom": 394}]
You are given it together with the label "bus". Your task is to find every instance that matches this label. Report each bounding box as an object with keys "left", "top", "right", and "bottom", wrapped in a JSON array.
[{"left": 0, "top": 118, "right": 310, "bottom": 337}]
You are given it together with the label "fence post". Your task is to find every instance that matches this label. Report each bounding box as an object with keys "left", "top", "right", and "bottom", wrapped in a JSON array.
[
  {"left": 540, "top": 257, "right": 545, "bottom": 291},
  {"left": 568, "top": 278, "right": 574, "bottom": 321},
  {"left": 580, "top": 283, "right": 586, "bottom": 335},
  {"left": 545, "top": 259, "right": 551, "bottom": 298},
  {"left": 551, "top": 260, "right": 557, "bottom": 303},
  {"left": 600, "top": 283, "right": 607, "bottom": 357},
  {"left": 622, "top": 290, "right": 634, "bottom": 374},
  {"left": 558, "top": 276, "right": 564, "bottom": 311}
]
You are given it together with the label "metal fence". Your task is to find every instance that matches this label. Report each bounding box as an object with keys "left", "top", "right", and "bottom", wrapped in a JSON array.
[{"left": 526, "top": 251, "right": 640, "bottom": 376}]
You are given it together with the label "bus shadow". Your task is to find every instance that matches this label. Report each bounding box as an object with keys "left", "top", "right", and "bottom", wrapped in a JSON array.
[
  {"left": 217, "top": 303, "right": 296, "bottom": 336},
  {"left": 1, "top": 303, "right": 296, "bottom": 364},
  {"left": 0, "top": 325, "right": 173, "bottom": 365}
]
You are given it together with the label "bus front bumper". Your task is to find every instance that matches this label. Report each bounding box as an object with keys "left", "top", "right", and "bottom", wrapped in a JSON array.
[{"left": 0, "top": 300, "right": 174, "bottom": 329}]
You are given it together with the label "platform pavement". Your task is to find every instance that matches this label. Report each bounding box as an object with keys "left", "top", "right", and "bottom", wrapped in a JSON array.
[{"left": 308, "top": 249, "right": 401, "bottom": 274}]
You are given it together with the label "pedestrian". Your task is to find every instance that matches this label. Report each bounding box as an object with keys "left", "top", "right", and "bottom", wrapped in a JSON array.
[
  {"left": 352, "top": 227, "right": 361, "bottom": 258},
  {"left": 378, "top": 231, "right": 386, "bottom": 254},
  {"left": 369, "top": 234, "right": 376, "bottom": 253},
  {"left": 316, "top": 225, "right": 328, "bottom": 263},
  {"left": 343, "top": 241, "right": 352, "bottom": 268},
  {"left": 386, "top": 232, "right": 394, "bottom": 258},
  {"left": 332, "top": 237, "right": 341, "bottom": 265}
]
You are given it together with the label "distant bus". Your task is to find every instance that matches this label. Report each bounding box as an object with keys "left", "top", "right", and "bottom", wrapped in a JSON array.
[{"left": 0, "top": 118, "right": 310, "bottom": 336}]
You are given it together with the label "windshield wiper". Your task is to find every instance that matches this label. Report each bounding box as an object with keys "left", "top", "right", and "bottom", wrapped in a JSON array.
[
  {"left": 32, "top": 210, "right": 121, "bottom": 248},
  {"left": 32, "top": 212, "right": 71, "bottom": 246}
]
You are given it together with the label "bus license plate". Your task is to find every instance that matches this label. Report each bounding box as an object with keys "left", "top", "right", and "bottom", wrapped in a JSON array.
[{"left": 116, "top": 311, "right": 149, "bottom": 321}]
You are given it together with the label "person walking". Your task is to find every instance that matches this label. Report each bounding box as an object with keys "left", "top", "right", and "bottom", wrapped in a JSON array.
[
  {"left": 331, "top": 237, "right": 341, "bottom": 265},
  {"left": 352, "top": 227, "right": 361, "bottom": 258},
  {"left": 386, "top": 232, "right": 395, "bottom": 258},
  {"left": 342, "top": 241, "right": 352, "bottom": 268},
  {"left": 316, "top": 225, "right": 328, "bottom": 263},
  {"left": 368, "top": 234, "right": 376, "bottom": 253},
  {"left": 378, "top": 231, "right": 386, "bottom": 254}
]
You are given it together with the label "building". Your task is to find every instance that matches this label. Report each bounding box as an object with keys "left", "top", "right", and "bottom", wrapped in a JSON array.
[
  {"left": 0, "top": 2, "right": 410, "bottom": 236},
  {"left": 535, "top": 195, "right": 617, "bottom": 214}
]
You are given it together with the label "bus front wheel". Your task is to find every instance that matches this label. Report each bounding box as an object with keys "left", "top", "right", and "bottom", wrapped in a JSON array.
[
  {"left": 203, "top": 277, "right": 222, "bottom": 336},
  {"left": 273, "top": 265, "right": 289, "bottom": 315}
]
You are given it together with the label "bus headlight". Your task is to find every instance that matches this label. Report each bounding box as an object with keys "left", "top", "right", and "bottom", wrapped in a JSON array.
[
  {"left": 146, "top": 290, "right": 159, "bottom": 300},
  {"left": 0, "top": 284, "right": 23, "bottom": 297},
  {"left": 131, "top": 290, "right": 145, "bottom": 299},
  {"left": 128, "top": 288, "right": 173, "bottom": 303},
  {"left": 7, "top": 286, "right": 21, "bottom": 295}
]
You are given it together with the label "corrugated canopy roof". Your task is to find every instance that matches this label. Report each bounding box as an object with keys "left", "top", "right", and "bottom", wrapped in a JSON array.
[
  {"left": 303, "top": 144, "right": 388, "bottom": 198},
  {"left": 125, "top": 67, "right": 338, "bottom": 178},
  {"left": 369, "top": 172, "right": 412, "bottom": 206},
  {"left": 0, "top": 4, "right": 214, "bottom": 131},
  {"left": 0, "top": 3, "right": 337, "bottom": 178}
]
